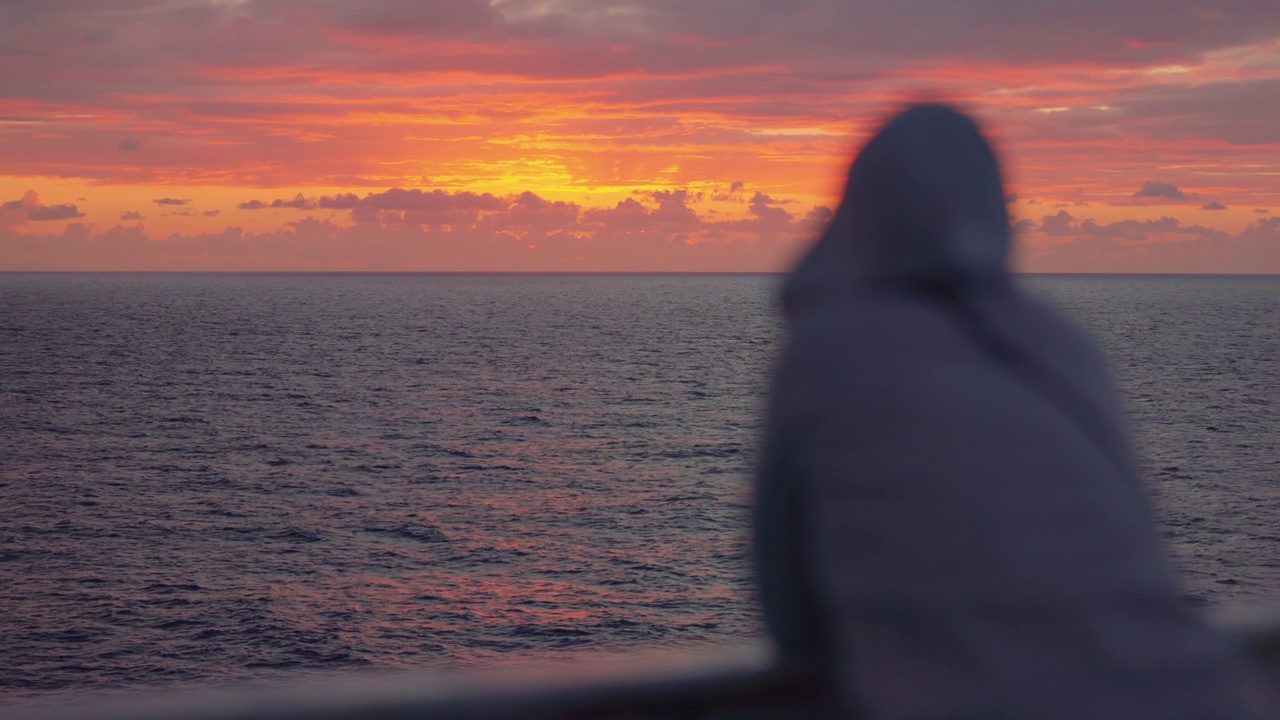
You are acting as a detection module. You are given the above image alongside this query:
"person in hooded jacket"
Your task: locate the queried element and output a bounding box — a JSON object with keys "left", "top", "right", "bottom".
{"left": 753, "top": 104, "right": 1268, "bottom": 720}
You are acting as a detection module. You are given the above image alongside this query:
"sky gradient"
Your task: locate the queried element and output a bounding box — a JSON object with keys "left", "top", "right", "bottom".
{"left": 2, "top": 0, "right": 1278, "bottom": 272}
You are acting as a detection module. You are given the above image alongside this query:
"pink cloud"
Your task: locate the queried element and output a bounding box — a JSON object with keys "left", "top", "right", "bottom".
{"left": 1, "top": 190, "right": 85, "bottom": 223}
{"left": 1017, "top": 213, "right": 1280, "bottom": 273}
{"left": 4, "top": 186, "right": 1277, "bottom": 272}
{"left": 0, "top": 185, "right": 826, "bottom": 271}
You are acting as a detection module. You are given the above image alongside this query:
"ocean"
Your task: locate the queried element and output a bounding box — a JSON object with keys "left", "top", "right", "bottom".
{"left": 1, "top": 273, "right": 1276, "bottom": 702}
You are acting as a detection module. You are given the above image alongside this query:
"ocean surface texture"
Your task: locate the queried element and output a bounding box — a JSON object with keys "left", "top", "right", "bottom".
{"left": 1, "top": 273, "right": 1276, "bottom": 702}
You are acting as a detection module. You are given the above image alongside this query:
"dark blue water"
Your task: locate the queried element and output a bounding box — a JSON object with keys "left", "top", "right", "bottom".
{"left": 1028, "top": 275, "right": 1279, "bottom": 606}
{"left": 0, "top": 273, "right": 1275, "bottom": 702}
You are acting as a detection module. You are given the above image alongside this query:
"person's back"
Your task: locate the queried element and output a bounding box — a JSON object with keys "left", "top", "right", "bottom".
{"left": 754, "top": 104, "right": 1268, "bottom": 719}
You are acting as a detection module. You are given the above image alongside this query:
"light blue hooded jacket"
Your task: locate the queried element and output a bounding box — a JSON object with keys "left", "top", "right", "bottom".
{"left": 754, "top": 104, "right": 1267, "bottom": 720}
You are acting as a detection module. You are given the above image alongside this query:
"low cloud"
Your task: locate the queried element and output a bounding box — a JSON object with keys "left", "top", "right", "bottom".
{"left": 244, "top": 188, "right": 522, "bottom": 228}
{"left": 153, "top": 198, "right": 191, "bottom": 206}
{"left": 27, "top": 204, "right": 84, "bottom": 221}
{"left": 747, "top": 192, "right": 794, "bottom": 228}
{"left": 11, "top": 182, "right": 1270, "bottom": 273}
{"left": 1133, "top": 181, "right": 1198, "bottom": 201}
{"left": 2, "top": 190, "right": 85, "bottom": 222}
{"left": 1038, "top": 209, "right": 1078, "bottom": 236}
{"left": 343, "top": 188, "right": 506, "bottom": 218}
{"left": 1201, "top": 201, "right": 1227, "bottom": 210}
{"left": 1018, "top": 211, "right": 1280, "bottom": 273}
{"left": 713, "top": 181, "right": 747, "bottom": 202}
{"left": 238, "top": 189, "right": 508, "bottom": 221}
{"left": 203, "top": 209, "right": 221, "bottom": 217}
{"left": 118, "top": 137, "right": 140, "bottom": 152}
{"left": 238, "top": 193, "right": 315, "bottom": 211}
{"left": 1, "top": 185, "right": 835, "bottom": 271}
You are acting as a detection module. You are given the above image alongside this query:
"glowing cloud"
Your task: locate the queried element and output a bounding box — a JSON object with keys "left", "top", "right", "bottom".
{"left": 1, "top": 1, "right": 1277, "bottom": 271}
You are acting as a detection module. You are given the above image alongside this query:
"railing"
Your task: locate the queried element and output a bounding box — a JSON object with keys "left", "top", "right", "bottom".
{"left": 11, "top": 606, "right": 1280, "bottom": 720}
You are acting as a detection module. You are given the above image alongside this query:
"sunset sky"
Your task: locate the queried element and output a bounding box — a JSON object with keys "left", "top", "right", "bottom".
{"left": 2, "top": 1, "right": 1278, "bottom": 272}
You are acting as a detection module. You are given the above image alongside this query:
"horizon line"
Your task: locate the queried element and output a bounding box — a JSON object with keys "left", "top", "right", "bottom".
{"left": 2, "top": 270, "right": 1278, "bottom": 277}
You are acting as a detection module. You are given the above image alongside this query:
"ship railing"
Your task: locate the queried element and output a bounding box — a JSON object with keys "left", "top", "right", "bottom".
{"left": 11, "top": 605, "right": 1280, "bottom": 720}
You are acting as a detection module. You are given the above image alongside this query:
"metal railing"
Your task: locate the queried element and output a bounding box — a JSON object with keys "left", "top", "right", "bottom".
{"left": 11, "top": 606, "right": 1280, "bottom": 720}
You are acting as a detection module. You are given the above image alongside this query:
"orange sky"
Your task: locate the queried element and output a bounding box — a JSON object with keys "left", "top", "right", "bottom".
{"left": 1, "top": 1, "right": 1278, "bottom": 272}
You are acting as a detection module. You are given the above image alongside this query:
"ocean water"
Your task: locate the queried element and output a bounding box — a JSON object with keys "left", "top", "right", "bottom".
{"left": 1028, "top": 275, "right": 1279, "bottom": 604}
{"left": 0, "top": 273, "right": 1276, "bottom": 702}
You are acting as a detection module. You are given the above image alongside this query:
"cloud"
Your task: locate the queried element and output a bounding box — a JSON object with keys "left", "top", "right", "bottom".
{"left": 238, "top": 194, "right": 315, "bottom": 211}
{"left": 120, "top": 211, "right": 143, "bottom": 220}
{"left": 152, "top": 197, "right": 191, "bottom": 206}
{"left": 238, "top": 189, "right": 510, "bottom": 224}
{"left": 0, "top": 215, "right": 790, "bottom": 272}
{"left": 1201, "top": 201, "right": 1227, "bottom": 210}
{"left": 1116, "top": 76, "right": 1280, "bottom": 146}
{"left": 1029, "top": 211, "right": 1201, "bottom": 241}
{"left": 713, "top": 181, "right": 747, "bottom": 202}
{"left": 1038, "top": 209, "right": 1078, "bottom": 236}
{"left": 4, "top": 181, "right": 1274, "bottom": 272}
{"left": 1133, "top": 181, "right": 1198, "bottom": 201}
{"left": 354, "top": 188, "right": 505, "bottom": 213}
{"left": 203, "top": 209, "right": 221, "bottom": 217}
{"left": 486, "top": 191, "right": 579, "bottom": 232}
{"left": 0, "top": 184, "right": 831, "bottom": 271}
{"left": 315, "top": 194, "right": 360, "bottom": 210}
{"left": 648, "top": 189, "right": 703, "bottom": 232}
{"left": 27, "top": 204, "right": 85, "bottom": 221}
{"left": 302, "top": 0, "right": 502, "bottom": 37}
{"left": 0, "top": 190, "right": 38, "bottom": 230}
{"left": 246, "top": 185, "right": 799, "bottom": 246}
{"left": 2, "top": 190, "right": 85, "bottom": 222}
{"left": 242, "top": 187, "right": 523, "bottom": 229}
{"left": 801, "top": 205, "right": 835, "bottom": 227}
{"left": 747, "top": 192, "right": 794, "bottom": 228}
{"left": 1018, "top": 212, "right": 1280, "bottom": 273}
{"left": 580, "top": 197, "right": 653, "bottom": 232}
{"left": 1, "top": 0, "right": 1277, "bottom": 226}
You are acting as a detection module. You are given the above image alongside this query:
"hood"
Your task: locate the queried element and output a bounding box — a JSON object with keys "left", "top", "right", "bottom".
{"left": 784, "top": 104, "right": 1011, "bottom": 316}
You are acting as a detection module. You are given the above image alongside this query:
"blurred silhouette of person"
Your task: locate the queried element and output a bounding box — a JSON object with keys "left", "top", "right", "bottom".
{"left": 754, "top": 104, "right": 1268, "bottom": 719}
